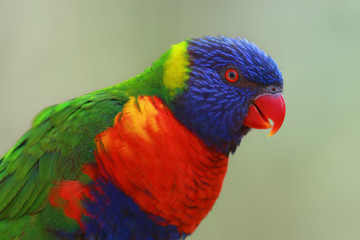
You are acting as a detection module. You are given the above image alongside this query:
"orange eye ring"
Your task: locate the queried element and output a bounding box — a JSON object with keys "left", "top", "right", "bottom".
{"left": 225, "top": 69, "right": 239, "bottom": 83}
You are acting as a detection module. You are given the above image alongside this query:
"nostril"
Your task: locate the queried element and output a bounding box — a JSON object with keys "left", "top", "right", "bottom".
{"left": 264, "top": 85, "right": 281, "bottom": 94}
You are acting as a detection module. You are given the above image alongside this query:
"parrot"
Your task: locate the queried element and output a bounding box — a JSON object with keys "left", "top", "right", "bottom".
{"left": 0, "top": 36, "right": 285, "bottom": 240}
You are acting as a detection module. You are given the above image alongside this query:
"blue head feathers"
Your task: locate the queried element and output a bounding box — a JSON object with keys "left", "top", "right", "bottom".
{"left": 172, "top": 36, "right": 283, "bottom": 155}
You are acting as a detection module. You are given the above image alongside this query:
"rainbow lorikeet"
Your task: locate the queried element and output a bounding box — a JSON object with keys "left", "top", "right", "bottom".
{"left": 0, "top": 36, "right": 285, "bottom": 240}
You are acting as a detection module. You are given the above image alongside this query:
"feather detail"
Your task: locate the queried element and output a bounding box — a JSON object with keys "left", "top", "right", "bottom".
{"left": 49, "top": 180, "right": 85, "bottom": 226}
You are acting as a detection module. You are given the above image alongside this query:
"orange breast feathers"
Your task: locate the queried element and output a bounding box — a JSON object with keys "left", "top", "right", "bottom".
{"left": 94, "top": 96, "right": 229, "bottom": 234}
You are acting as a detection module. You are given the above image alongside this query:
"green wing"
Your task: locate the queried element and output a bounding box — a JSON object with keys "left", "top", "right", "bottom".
{"left": 0, "top": 48, "right": 173, "bottom": 238}
{"left": 0, "top": 89, "right": 129, "bottom": 238}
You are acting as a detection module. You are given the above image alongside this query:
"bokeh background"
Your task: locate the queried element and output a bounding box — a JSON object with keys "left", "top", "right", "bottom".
{"left": 1, "top": 0, "right": 359, "bottom": 239}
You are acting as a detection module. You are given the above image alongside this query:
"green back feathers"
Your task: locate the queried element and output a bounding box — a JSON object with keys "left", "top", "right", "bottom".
{"left": 113, "top": 40, "right": 190, "bottom": 105}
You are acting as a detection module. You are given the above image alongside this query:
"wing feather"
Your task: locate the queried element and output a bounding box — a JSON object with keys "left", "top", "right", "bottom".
{"left": 0, "top": 91, "right": 128, "bottom": 221}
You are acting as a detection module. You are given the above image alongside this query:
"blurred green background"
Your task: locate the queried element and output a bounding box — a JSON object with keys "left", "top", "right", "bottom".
{"left": 1, "top": 0, "right": 359, "bottom": 239}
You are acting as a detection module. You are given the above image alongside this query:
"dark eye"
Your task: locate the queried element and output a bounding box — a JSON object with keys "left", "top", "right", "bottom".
{"left": 225, "top": 69, "right": 239, "bottom": 83}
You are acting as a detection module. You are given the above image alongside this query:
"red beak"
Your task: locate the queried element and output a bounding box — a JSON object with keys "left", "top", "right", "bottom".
{"left": 243, "top": 93, "right": 286, "bottom": 137}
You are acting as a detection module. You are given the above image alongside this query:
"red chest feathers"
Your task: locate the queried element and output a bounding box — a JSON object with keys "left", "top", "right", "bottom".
{"left": 92, "top": 96, "right": 228, "bottom": 234}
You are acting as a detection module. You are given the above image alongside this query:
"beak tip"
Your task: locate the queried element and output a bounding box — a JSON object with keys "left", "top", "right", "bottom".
{"left": 267, "top": 131, "right": 275, "bottom": 137}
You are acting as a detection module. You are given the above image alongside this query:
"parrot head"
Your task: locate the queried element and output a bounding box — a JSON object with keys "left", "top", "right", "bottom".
{"left": 159, "top": 36, "right": 285, "bottom": 155}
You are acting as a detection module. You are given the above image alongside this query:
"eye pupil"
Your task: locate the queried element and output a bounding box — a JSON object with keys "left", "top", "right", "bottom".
{"left": 225, "top": 69, "right": 239, "bottom": 83}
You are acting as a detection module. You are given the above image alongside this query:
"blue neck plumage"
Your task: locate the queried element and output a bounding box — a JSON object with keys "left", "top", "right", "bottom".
{"left": 172, "top": 69, "right": 253, "bottom": 155}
